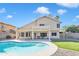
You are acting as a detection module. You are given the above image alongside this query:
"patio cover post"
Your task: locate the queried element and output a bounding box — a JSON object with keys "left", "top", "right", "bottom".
{"left": 32, "top": 26, "right": 34, "bottom": 40}
{"left": 48, "top": 25, "right": 51, "bottom": 41}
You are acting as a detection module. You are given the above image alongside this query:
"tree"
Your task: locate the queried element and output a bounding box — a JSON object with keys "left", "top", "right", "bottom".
{"left": 62, "top": 25, "right": 69, "bottom": 31}
{"left": 63, "top": 25, "right": 79, "bottom": 33}
{"left": 55, "top": 16, "right": 60, "bottom": 19}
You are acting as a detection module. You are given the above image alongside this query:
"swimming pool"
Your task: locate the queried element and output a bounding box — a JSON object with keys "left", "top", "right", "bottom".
{"left": 0, "top": 41, "right": 50, "bottom": 56}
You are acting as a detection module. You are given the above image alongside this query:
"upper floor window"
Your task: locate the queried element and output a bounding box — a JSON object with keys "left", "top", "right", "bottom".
{"left": 57, "top": 24, "right": 60, "bottom": 28}
{"left": 0, "top": 25, "right": 4, "bottom": 29}
{"left": 39, "top": 24, "right": 45, "bottom": 26}
{"left": 9, "top": 29, "right": 16, "bottom": 34}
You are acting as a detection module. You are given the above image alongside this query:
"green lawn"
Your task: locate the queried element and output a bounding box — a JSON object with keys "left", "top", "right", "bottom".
{"left": 53, "top": 40, "right": 79, "bottom": 51}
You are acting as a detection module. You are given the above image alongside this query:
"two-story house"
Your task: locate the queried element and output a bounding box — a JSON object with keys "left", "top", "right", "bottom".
{"left": 17, "top": 15, "right": 61, "bottom": 40}
{"left": 0, "top": 22, "right": 16, "bottom": 39}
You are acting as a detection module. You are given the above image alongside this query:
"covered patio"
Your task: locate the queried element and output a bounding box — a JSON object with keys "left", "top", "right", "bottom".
{"left": 17, "top": 28, "right": 51, "bottom": 41}
{"left": 16, "top": 26, "right": 59, "bottom": 41}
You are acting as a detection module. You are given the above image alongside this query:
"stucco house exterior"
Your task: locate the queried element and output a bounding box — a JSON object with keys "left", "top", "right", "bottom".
{"left": 17, "top": 15, "right": 61, "bottom": 40}
{"left": 0, "top": 22, "right": 16, "bottom": 39}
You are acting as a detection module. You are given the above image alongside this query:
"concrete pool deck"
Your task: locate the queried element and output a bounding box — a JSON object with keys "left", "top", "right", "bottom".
{"left": 0, "top": 39, "right": 58, "bottom": 56}
{"left": 52, "top": 48, "right": 79, "bottom": 56}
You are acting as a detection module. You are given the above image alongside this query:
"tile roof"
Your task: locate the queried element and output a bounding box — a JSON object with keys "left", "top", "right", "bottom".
{"left": 0, "top": 22, "right": 16, "bottom": 27}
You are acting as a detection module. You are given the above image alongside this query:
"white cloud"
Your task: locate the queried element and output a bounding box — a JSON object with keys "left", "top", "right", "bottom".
{"left": 72, "top": 15, "right": 79, "bottom": 22}
{"left": 57, "top": 9, "right": 67, "bottom": 15}
{"left": 34, "top": 6, "right": 50, "bottom": 14}
{"left": 75, "top": 15, "right": 79, "bottom": 19}
{"left": 57, "top": 3, "right": 79, "bottom": 8}
{"left": 6, "top": 15, "right": 13, "bottom": 19}
{"left": 0, "top": 8, "right": 6, "bottom": 13}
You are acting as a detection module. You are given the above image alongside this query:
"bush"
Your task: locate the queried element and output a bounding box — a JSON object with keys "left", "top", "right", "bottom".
{"left": 63, "top": 25, "right": 79, "bottom": 33}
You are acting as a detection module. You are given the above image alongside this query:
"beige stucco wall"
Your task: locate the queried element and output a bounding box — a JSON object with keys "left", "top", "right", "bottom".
{"left": 18, "top": 17, "right": 60, "bottom": 32}
{"left": 18, "top": 16, "right": 60, "bottom": 39}
{"left": 0, "top": 22, "right": 16, "bottom": 39}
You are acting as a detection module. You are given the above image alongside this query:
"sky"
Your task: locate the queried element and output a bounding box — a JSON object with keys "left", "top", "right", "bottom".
{"left": 0, "top": 3, "right": 79, "bottom": 28}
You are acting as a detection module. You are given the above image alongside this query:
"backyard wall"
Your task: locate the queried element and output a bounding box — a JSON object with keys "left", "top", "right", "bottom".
{"left": 0, "top": 32, "right": 16, "bottom": 40}
{"left": 60, "top": 32, "right": 79, "bottom": 40}
{"left": 0, "top": 32, "right": 7, "bottom": 39}
{"left": 66, "top": 32, "right": 79, "bottom": 39}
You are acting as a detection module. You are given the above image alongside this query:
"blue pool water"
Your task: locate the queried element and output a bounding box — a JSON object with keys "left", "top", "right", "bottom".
{"left": 0, "top": 41, "right": 48, "bottom": 55}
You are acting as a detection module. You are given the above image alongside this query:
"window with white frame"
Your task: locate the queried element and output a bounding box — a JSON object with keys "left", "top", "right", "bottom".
{"left": 39, "top": 24, "right": 45, "bottom": 26}
{"left": 26, "top": 32, "right": 30, "bottom": 37}
{"left": 51, "top": 32, "right": 57, "bottom": 36}
{"left": 57, "top": 24, "right": 60, "bottom": 28}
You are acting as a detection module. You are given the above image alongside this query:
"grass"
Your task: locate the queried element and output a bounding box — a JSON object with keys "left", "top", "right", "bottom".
{"left": 52, "top": 40, "right": 79, "bottom": 51}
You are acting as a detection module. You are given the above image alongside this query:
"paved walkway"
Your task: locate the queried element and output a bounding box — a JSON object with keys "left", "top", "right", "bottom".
{"left": 52, "top": 48, "right": 79, "bottom": 56}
